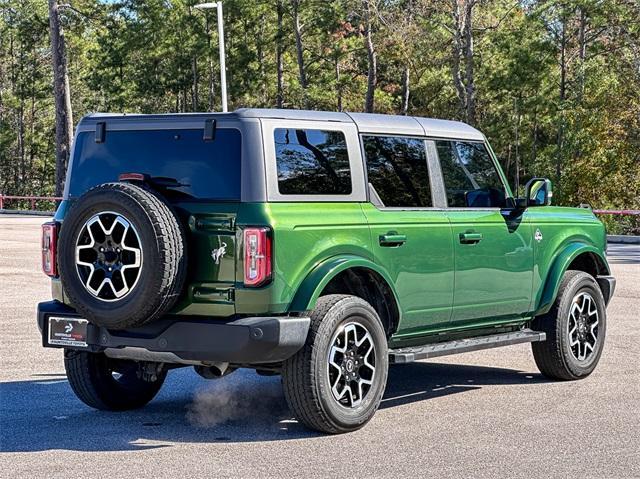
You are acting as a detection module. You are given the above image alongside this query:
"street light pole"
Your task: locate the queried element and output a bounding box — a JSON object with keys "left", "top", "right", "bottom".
{"left": 216, "top": 2, "right": 227, "bottom": 112}
{"left": 194, "top": 2, "right": 228, "bottom": 112}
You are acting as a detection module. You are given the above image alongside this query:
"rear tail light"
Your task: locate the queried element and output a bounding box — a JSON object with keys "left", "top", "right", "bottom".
{"left": 243, "top": 227, "right": 272, "bottom": 287}
{"left": 42, "top": 221, "right": 59, "bottom": 277}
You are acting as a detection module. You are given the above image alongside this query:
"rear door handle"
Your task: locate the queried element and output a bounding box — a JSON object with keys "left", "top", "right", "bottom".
{"left": 459, "top": 232, "right": 483, "bottom": 244}
{"left": 379, "top": 233, "right": 407, "bottom": 247}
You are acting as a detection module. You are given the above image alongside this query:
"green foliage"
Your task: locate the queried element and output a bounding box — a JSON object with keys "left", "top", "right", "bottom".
{"left": 0, "top": 0, "right": 638, "bottom": 226}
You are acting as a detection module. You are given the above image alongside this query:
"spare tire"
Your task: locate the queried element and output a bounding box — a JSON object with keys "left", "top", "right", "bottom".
{"left": 58, "top": 182, "right": 187, "bottom": 330}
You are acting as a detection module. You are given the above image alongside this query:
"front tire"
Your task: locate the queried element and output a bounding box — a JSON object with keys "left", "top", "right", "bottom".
{"left": 282, "top": 295, "right": 389, "bottom": 434}
{"left": 531, "top": 270, "right": 607, "bottom": 380}
{"left": 64, "top": 350, "right": 166, "bottom": 411}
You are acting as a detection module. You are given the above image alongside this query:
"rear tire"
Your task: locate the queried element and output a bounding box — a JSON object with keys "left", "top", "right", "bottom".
{"left": 282, "top": 295, "right": 388, "bottom": 434}
{"left": 531, "top": 270, "right": 607, "bottom": 380}
{"left": 64, "top": 350, "right": 166, "bottom": 411}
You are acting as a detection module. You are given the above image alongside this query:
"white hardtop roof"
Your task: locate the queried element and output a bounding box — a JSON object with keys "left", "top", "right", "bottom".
{"left": 82, "top": 108, "right": 484, "bottom": 141}
{"left": 236, "top": 108, "right": 484, "bottom": 141}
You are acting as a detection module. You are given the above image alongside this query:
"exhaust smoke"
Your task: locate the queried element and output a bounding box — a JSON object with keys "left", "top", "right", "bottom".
{"left": 186, "top": 370, "right": 288, "bottom": 428}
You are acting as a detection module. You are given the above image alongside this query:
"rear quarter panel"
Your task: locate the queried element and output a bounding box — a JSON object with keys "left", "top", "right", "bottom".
{"left": 234, "top": 202, "right": 372, "bottom": 315}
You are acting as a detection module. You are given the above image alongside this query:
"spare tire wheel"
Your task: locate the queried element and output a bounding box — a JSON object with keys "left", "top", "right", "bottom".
{"left": 58, "top": 182, "right": 187, "bottom": 330}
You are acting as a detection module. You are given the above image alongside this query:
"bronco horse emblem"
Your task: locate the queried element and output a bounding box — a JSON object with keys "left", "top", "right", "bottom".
{"left": 211, "top": 242, "right": 227, "bottom": 264}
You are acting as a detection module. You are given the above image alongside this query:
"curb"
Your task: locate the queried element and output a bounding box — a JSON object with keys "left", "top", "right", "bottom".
{"left": 607, "top": 235, "right": 640, "bottom": 244}
{"left": 0, "top": 209, "right": 54, "bottom": 217}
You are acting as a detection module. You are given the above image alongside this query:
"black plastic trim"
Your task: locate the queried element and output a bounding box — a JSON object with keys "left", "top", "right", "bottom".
{"left": 596, "top": 275, "right": 616, "bottom": 305}
{"left": 95, "top": 122, "right": 105, "bottom": 143}
{"left": 203, "top": 118, "right": 216, "bottom": 141}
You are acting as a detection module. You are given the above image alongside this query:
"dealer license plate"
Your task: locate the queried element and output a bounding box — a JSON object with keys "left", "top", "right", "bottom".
{"left": 48, "top": 317, "right": 89, "bottom": 348}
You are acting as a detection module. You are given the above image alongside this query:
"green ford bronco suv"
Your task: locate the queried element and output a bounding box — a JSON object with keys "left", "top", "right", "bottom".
{"left": 38, "top": 108, "right": 615, "bottom": 433}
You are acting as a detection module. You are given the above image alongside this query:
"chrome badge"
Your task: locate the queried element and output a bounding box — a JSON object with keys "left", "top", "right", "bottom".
{"left": 534, "top": 229, "right": 543, "bottom": 242}
{"left": 211, "top": 242, "right": 227, "bottom": 264}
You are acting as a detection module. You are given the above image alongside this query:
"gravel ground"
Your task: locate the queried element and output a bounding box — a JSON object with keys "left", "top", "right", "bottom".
{"left": 1, "top": 216, "right": 638, "bottom": 478}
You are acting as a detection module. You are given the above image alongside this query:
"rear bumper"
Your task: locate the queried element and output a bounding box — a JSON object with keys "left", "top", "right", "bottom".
{"left": 37, "top": 301, "right": 310, "bottom": 365}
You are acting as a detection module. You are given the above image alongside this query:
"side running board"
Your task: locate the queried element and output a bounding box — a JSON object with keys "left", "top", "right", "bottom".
{"left": 389, "top": 329, "right": 546, "bottom": 364}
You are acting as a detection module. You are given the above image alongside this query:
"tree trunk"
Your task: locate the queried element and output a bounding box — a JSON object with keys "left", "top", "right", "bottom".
{"left": 17, "top": 100, "right": 25, "bottom": 191}
{"left": 450, "top": 0, "right": 466, "bottom": 117}
{"left": 556, "top": 14, "right": 567, "bottom": 188}
{"left": 364, "top": 0, "right": 377, "bottom": 113}
{"left": 559, "top": 20, "right": 566, "bottom": 106}
{"left": 401, "top": 65, "right": 410, "bottom": 115}
{"left": 276, "top": 0, "right": 284, "bottom": 108}
{"left": 578, "top": 6, "right": 587, "bottom": 100}
{"left": 191, "top": 55, "right": 199, "bottom": 111}
{"left": 292, "top": 0, "right": 308, "bottom": 108}
{"left": 48, "top": 0, "right": 74, "bottom": 197}
{"left": 463, "top": 0, "right": 476, "bottom": 125}
{"left": 335, "top": 54, "right": 342, "bottom": 111}
{"left": 532, "top": 105, "right": 538, "bottom": 173}
{"left": 257, "top": 13, "right": 267, "bottom": 104}
{"left": 514, "top": 96, "right": 521, "bottom": 195}
{"left": 29, "top": 59, "right": 37, "bottom": 177}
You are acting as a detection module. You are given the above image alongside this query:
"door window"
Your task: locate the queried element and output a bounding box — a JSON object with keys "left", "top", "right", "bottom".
{"left": 274, "top": 128, "right": 352, "bottom": 195}
{"left": 436, "top": 140, "right": 507, "bottom": 208}
{"left": 363, "top": 136, "right": 432, "bottom": 207}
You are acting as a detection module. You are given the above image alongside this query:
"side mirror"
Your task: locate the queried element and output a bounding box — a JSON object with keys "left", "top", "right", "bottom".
{"left": 525, "top": 178, "right": 553, "bottom": 206}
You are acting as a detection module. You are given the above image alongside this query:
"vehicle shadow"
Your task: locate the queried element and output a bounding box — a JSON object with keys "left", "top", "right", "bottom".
{"left": 0, "top": 362, "right": 550, "bottom": 452}
{"left": 381, "top": 361, "right": 549, "bottom": 409}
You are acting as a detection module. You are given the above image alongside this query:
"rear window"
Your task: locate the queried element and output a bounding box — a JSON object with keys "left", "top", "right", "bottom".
{"left": 274, "top": 128, "right": 352, "bottom": 195}
{"left": 68, "top": 128, "right": 241, "bottom": 200}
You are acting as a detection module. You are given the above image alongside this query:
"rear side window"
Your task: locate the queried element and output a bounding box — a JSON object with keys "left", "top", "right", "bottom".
{"left": 363, "top": 136, "right": 432, "bottom": 207}
{"left": 436, "top": 140, "right": 507, "bottom": 208}
{"left": 274, "top": 128, "right": 352, "bottom": 195}
{"left": 68, "top": 128, "right": 241, "bottom": 200}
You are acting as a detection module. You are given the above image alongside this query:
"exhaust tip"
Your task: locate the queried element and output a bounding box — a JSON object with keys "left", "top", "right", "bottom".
{"left": 194, "top": 362, "right": 234, "bottom": 379}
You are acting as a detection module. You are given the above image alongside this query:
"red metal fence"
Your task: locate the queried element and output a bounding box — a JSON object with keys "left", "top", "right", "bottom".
{"left": 0, "top": 195, "right": 62, "bottom": 211}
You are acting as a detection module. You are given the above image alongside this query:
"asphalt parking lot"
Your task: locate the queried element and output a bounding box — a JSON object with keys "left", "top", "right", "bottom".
{"left": 1, "top": 215, "right": 638, "bottom": 478}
